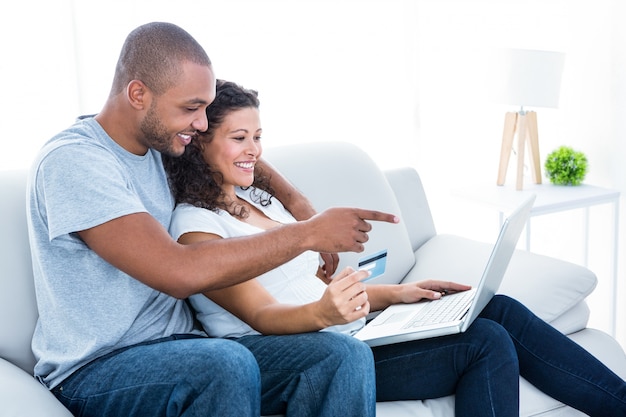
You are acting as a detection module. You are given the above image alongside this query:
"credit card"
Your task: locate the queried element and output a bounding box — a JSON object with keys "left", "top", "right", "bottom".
{"left": 358, "top": 250, "right": 387, "bottom": 281}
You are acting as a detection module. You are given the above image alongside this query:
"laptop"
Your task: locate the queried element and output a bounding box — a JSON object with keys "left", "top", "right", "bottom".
{"left": 353, "top": 194, "right": 535, "bottom": 347}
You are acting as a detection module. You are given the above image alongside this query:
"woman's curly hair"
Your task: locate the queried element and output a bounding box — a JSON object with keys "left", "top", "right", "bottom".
{"left": 162, "top": 79, "right": 274, "bottom": 217}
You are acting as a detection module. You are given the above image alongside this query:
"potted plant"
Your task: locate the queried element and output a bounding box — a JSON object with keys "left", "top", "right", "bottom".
{"left": 544, "top": 146, "right": 588, "bottom": 186}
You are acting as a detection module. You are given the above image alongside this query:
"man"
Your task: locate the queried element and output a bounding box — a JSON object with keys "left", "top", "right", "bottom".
{"left": 27, "top": 22, "right": 397, "bottom": 416}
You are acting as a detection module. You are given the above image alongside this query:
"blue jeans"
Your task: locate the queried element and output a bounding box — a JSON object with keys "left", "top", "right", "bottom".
{"left": 373, "top": 295, "right": 626, "bottom": 417}
{"left": 52, "top": 334, "right": 260, "bottom": 417}
{"left": 236, "top": 331, "right": 375, "bottom": 417}
{"left": 52, "top": 332, "right": 375, "bottom": 417}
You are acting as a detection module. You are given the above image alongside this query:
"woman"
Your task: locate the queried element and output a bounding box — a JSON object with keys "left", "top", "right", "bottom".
{"left": 163, "top": 80, "right": 626, "bottom": 417}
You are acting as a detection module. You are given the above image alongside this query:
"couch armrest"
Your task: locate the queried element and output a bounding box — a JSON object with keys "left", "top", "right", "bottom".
{"left": 0, "top": 358, "right": 72, "bottom": 417}
{"left": 402, "top": 234, "right": 597, "bottom": 327}
{"left": 547, "top": 301, "right": 590, "bottom": 335}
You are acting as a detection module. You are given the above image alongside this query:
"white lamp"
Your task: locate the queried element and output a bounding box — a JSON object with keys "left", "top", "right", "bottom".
{"left": 495, "top": 48, "right": 565, "bottom": 190}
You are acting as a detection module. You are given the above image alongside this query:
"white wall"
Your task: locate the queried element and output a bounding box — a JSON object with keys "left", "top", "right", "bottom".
{"left": 0, "top": 0, "right": 80, "bottom": 169}
{"left": 2, "top": 0, "right": 625, "bottom": 345}
{"left": 411, "top": 0, "right": 626, "bottom": 347}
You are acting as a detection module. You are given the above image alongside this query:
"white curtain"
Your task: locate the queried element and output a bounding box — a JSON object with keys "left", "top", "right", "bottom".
{"left": 2, "top": 0, "right": 624, "bottom": 345}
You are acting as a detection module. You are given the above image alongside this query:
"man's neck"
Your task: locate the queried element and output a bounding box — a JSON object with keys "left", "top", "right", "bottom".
{"left": 95, "top": 100, "right": 148, "bottom": 156}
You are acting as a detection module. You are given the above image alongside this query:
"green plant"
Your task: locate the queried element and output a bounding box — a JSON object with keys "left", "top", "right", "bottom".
{"left": 544, "top": 146, "right": 588, "bottom": 186}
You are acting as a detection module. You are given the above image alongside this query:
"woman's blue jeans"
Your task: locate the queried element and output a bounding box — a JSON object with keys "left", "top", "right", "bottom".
{"left": 236, "top": 331, "right": 375, "bottom": 417}
{"left": 52, "top": 332, "right": 375, "bottom": 417}
{"left": 373, "top": 295, "right": 626, "bottom": 417}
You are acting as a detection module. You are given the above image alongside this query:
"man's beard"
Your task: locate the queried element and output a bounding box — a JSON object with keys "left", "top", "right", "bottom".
{"left": 140, "top": 104, "right": 181, "bottom": 156}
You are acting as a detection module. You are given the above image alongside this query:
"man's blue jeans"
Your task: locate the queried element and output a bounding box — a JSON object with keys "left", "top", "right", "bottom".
{"left": 52, "top": 332, "right": 375, "bottom": 417}
{"left": 373, "top": 295, "right": 626, "bottom": 417}
{"left": 52, "top": 335, "right": 260, "bottom": 416}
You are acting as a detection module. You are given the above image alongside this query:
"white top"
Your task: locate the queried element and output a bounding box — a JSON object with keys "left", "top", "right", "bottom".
{"left": 169, "top": 187, "right": 365, "bottom": 338}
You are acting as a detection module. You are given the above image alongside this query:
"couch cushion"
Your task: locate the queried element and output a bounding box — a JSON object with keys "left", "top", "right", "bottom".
{"left": 263, "top": 142, "right": 416, "bottom": 285}
{"left": 402, "top": 234, "right": 597, "bottom": 326}
{"left": 0, "top": 358, "right": 72, "bottom": 417}
{"left": 0, "top": 170, "right": 38, "bottom": 373}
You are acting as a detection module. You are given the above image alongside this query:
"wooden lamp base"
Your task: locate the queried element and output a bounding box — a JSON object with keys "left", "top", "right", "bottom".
{"left": 497, "top": 110, "right": 542, "bottom": 190}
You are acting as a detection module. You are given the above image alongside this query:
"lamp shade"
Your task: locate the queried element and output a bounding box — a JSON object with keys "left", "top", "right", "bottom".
{"left": 495, "top": 48, "right": 565, "bottom": 109}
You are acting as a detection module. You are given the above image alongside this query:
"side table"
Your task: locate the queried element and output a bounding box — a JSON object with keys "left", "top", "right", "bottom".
{"left": 453, "top": 182, "right": 621, "bottom": 336}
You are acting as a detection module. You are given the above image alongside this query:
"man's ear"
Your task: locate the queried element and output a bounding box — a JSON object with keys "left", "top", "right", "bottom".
{"left": 127, "top": 80, "right": 149, "bottom": 110}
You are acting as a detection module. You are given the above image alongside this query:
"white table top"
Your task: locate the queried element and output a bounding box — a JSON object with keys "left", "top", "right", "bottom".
{"left": 453, "top": 182, "right": 621, "bottom": 216}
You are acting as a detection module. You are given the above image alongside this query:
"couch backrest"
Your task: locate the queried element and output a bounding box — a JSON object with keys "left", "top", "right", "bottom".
{"left": 263, "top": 141, "right": 417, "bottom": 285}
{"left": 383, "top": 167, "right": 437, "bottom": 251}
{"left": 0, "top": 170, "right": 38, "bottom": 373}
{"left": 0, "top": 143, "right": 435, "bottom": 374}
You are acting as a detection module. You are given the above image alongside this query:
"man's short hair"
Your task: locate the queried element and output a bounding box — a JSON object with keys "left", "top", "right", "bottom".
{"left": 111, "top": 22, "right": 211, "bottom": 96}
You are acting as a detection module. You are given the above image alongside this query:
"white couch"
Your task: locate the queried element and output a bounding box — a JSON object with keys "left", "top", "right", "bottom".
{"left": 1, "top": 141, "right": 625, "bottom": 417}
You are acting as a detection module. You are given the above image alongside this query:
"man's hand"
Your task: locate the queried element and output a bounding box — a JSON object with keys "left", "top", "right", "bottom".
{"left": 303, "top": 207, "right": 399, "bottom": 254}
{"left": 317, "top": 252, "right": 340, "bottom": 283}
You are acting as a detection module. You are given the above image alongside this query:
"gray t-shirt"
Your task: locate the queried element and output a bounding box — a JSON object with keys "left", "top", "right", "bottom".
{"left": 27, "top": 117, "right": 198, "bottom": 389}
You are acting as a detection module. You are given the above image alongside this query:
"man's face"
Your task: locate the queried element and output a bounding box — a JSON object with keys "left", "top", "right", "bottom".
{"left": 140, "top": 62, "right": 216, "bottom": 156}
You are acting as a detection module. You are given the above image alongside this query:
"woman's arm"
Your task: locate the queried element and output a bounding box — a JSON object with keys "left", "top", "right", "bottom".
{"left": 208, "top": 274, "right": 472, "bottom": 334}
{"left": 179, "top": 231, "right": 370, "bottom": 335}
{"left": 205, "top": 267, "right": 370, "bottom": 335}
{"left": 365, "top": 280, "right": 473, "bottom": 312}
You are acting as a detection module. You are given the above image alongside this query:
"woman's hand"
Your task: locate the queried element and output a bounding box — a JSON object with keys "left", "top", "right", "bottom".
{"left": 314, "top": 267, "right": 370, "bottom": 327}
{"left": 365, "top": 279, "right": 472, "bottom": 311}
{"left": 396, "top": 280, "right": 472, "bottom": 304}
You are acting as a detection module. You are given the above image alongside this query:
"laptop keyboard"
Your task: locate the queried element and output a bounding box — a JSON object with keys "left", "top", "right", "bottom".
{"left": 402, "top": 290, "right": 475, "bottom": 329}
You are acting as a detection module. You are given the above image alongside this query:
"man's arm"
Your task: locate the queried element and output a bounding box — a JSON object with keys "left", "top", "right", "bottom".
{"left": 78, "top": 207, "right": 398, "bottom": 299}
{"left": 180, "top": 232, "right": 370, "bottom": 335}
{"left": 257, "top": 157, "right": 340, "bottom": 277}
{"left": 256, "top": 158, "right": 316, "bottom": 221}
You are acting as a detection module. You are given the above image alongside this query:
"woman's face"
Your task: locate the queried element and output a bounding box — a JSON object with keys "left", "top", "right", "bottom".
{"left": 202, "top": 107, "right": 262, "bottom": 190}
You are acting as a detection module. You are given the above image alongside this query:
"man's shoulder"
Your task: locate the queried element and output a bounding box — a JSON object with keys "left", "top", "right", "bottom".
{"left": 44, "top": 116, "right": 104, "bottom": 148}
{"left": 35, "top": 117, "right": 119, "bottom": 171}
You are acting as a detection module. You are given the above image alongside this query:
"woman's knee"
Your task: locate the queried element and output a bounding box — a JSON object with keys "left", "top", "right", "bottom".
{"left": 467, "top": 318, "right": 511, "bottom": 343}
{"left": 326, "top": 332, "right": 373, "bottom": 359}
{"left": 465, "top": 319, "right": 518, "bottom": 368}
{"left": 309, "top": 332, "right": 375, "bottom": 376}
{"left": 200, "top": 338, "right": 258, "bottom": 372}
{"left": 483, "top": 294, "right": 531, "bottom": 320}
{"left": 326, "top": 331, "right": 371, "bottom": 352}
{"left": 171, "top": 339, "right": 261, "bottom": 416}
{"left": 174, "top": 338, "right": 260, "bottom": 387}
